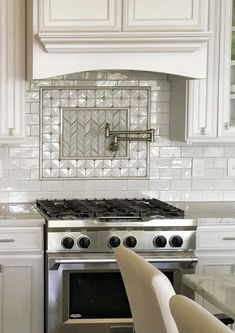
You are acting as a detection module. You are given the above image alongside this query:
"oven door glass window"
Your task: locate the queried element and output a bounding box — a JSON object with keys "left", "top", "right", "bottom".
{"left": 69, "top": 272, "right": 132, "bottom": 319}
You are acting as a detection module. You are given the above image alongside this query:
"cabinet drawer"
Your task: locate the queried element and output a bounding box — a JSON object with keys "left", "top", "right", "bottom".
{"left": 0, "top": 227, "right": 43, "bottom": 252}
{"left": 197, "top": 227, "right": 235, "bottom": 250}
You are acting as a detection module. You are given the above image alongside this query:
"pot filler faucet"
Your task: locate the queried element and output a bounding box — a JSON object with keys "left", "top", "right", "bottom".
{"left": 105, "top": 122, "right": 155, "bottom": 154}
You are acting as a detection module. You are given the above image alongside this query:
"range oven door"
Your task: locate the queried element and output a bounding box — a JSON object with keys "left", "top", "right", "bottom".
{"left": 46, "top": 253, "right": 197, "bottom": 333}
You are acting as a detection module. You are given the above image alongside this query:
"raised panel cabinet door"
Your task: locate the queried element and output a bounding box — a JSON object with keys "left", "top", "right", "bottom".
{"left": 39, "top": 0, "right": 122, "bottom": 32}
{"left": 0, "top": 256, "right": 43, "bottom": 333}
{"left": 123, "top": 0, "right": 208, "bottom": 32}
{"left": 218, "top": 0, "right": 235, "bottom": 138}
{"left": 0, "top": 0, "right": 25, "bottom": 143}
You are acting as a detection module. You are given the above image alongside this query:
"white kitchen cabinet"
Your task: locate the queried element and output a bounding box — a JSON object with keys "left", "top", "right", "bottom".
{"left": 0, "top": 227, "right": 44, "bottom": 333}
{"left": 0, "top": 0, "right": 26, "bottom": 143}
{"left": 123, "top": 0, "right": 208, "bottom": 32}
{"left": 38, "top": 0, "right": 122, "bottom": 32}
{"left": 170, "top": 0, "right": 220, "bottom": 142}
{"left": 218, "top": 0, "right": 235, "bottom": 139}
{"left": 195, "top": 222, "right": 235, "bottom": 315}
{"left": 39, "top": 0, "right": 208, "bottom": 34}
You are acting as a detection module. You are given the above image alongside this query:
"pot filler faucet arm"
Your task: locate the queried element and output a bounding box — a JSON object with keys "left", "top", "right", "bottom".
{"left": 105, "top": 122, "right": 155, "bottom": 153}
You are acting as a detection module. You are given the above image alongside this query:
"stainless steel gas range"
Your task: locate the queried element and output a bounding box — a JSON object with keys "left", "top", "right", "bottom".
{"left": 36, "top": 198, "right": 197, "bottom": 333}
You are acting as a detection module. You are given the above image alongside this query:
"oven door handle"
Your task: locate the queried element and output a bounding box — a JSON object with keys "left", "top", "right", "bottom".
{"left": 48, "top": 257, "right": 198, "bottom": 270}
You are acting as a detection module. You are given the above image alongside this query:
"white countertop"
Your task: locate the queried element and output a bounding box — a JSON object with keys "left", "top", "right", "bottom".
{"left": 0, "top": 201, "right": 235, "bottom": 227}
{"left": 183, "top": 274, "right": 235, "bottom": 320}
{"left": 0, "top": 203, "right": 45, "bottom": 226}
{"left": 172, "top": 202, "right": 235, "bottom": 225}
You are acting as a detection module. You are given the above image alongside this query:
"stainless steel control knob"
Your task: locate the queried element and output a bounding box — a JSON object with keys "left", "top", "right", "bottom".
{"left": 108, "top": 236, "right": 121, "bottom": 248}
{"left": 78, "top": 236, "right": 90, "bottom": 248}
{"left": 169, "top": 235, "right": 183, "bottom": 248}
{"left": 61, "top": 236, "right": 74, "bottom": 249}
{"left": 124, "top": 236, "right": 137, "bottom": 248}
{"left": 153, "top": 235, "right": 167, "bottom": 248}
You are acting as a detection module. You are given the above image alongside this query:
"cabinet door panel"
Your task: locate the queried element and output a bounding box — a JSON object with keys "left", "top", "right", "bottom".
{"left": 0, "top": 0, "right": 25, "bottom": 143}
{"left": 0, "top": 257, "right": 43, "bottom": 333}
{"left": 218, "top": 0, "right": 235, "bottom": 138}
{"left": 39, "top": 0, "right": 122, "bottom": 32}
{"left": 123, "top": 0, "right": 208, "bottom": 31}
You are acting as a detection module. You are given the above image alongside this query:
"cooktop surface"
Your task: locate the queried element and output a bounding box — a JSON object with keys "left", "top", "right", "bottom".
{"left": 36, "top": 198, "right": 184, "bottom": 220}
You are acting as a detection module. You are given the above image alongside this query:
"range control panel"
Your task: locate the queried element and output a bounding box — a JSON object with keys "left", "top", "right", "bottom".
{"left": 47, "top": 230, "right": 196, "bottom": 253}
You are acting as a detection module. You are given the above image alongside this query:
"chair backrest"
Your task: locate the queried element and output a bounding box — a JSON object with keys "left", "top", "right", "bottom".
{"left": 170, "top": 294, "right": 233, "bottom": 333}
{"left": 114, "top": 247, "right": 179, "bottom": 333}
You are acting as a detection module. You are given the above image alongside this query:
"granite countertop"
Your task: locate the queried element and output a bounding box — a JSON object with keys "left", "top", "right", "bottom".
{"left": 0, "top": 203, "right": 45, "bottom": 226}
{"left": 183, "top": 274, "right": 235, "bottom": 320}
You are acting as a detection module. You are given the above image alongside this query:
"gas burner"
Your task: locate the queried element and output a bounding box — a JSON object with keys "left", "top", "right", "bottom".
{"left": 36, "top": 198, "right": 184, "bottom": 220}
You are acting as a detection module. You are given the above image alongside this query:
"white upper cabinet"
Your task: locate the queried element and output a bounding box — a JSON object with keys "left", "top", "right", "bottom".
{"left": 38, "top": 0, "right": 122, "bottom": 32}
{"left": 218, "top": 0, "right": 235, "bottom": 139}
{"left": 0, "top": 0, "right": 25, "bottom": 143}
{"left": 170, "top": 0, "right": 219, "bottom": 142}
{"left": 123, "top": 0, "right": 207, "bottom": 32}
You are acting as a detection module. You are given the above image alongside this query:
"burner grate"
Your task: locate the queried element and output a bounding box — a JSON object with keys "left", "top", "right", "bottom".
{"left": 36, "top": 198, "right": 184, "bottom": 220}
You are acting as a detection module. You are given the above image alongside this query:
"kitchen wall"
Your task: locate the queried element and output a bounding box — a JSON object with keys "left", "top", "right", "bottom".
{"left": 0, "top": 70, "right": 235, "bottom": 203}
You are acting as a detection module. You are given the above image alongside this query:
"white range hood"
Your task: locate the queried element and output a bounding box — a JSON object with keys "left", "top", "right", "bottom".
{"left": 27, "top": 0, "right": 212, "bottom": 79}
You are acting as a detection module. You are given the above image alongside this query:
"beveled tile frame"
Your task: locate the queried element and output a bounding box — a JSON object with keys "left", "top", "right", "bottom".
{"left": 39, "top": 86, "right": 151, "bottom": 180}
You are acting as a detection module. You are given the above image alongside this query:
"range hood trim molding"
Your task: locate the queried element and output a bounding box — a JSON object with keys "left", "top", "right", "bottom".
{"left": 38, "top": 31, "right": 212, "bottom": 53}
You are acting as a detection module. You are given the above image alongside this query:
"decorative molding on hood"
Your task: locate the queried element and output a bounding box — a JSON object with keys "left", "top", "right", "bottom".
{"left": 38, "top": 32, "right": 211, "bottom": 53}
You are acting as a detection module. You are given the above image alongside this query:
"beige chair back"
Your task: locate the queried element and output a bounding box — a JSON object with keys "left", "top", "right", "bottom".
{"left": 114, "top": 247, "right": 179, "bottom": 333}
{"left": 170, "top": 294, "right": 233, "bottom": 333}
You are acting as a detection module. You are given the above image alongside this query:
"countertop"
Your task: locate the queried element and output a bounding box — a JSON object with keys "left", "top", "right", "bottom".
{"left": 0, "top": 203, "right": 45, "bottom": 226}
{"left": 1, "top": 201, "right": 235, "bottom": 227}
{"left": 173, "top": 202, "right": 235, "bottom": 225}
{"left": 183, "top": 274, "right": 235, "bottom": 320}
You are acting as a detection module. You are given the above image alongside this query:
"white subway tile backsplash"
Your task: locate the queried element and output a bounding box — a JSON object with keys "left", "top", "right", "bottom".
{"left": 160, "top": 191, "right": 181, "bottom": 201}
{"left": 170, "top": 180, "right": 191, "bottom": 190}
{"left": 212, "top": 179, "right": 235, "bottom": 190}
{"left": 214, "top": 158, "right": 227, "bottom": 168}
{"left": 182, "top": 147, "right": 203, "bottom": 157}
{"left": 224, "top": 191, "right": 235, "bottom": 200}
{"left": 202, "top": 191, "right": 224, "bottom": 201}
{"left": 151, "top": 158, "right": 170, "bottom": 168}
{"left": 3, "top": 159, "right": 20, "bottom": 169}
{"left": 0, "top": 148, "right": 8, "bottom": 159}
{"left": 42, "top": 181, "right": 63, "bottom": 192}
{"left": 192, "top": 179, "right": 214, "bottom": 190}
{"left": 0, "top": 181, "right": 20, "bottom": 192}
{"left": 149, "top": 180, "right": 170, "bottom": 191}
{"left": 20, "top": 181, "right": 41, "bottom": 192}
{"left": 0, "top": 70, "right": 235, "bottom": 202}
{"left": 171, "top": 158, "right": 192, "bottom": 169}
{"left": 203, "top": 147, "right": 224, "bottom": 157}
{"left": 106, "top": 180, "right": 128, "bottom": 191}
{"left": 180, "top": 191, "right": 202, "bottom": 202}
{"left": 9, "top": 170, "right": 31, "bottom": 180}
{"left": 127, "top": 180, "right": 148, "bottom": 191}
{"left": 160, "top": 147, "right": 181, "bottom": 158}
{"left": 159, "top": 169, "right": 181, "bottom": 179}
{"left": 203, "top": 168, "right": 224, "bottom": 179}
{"left": 84, "top": 180, "right": 106, "bottom": 191}
{"left": 9, "top": 192, "right": 30, "bottom": 203}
